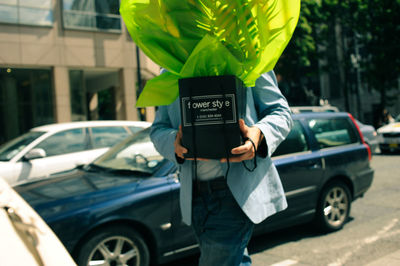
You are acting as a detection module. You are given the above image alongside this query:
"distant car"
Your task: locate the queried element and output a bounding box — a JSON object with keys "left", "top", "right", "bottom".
{"left": 15, "top": 112, "right": 374, "bottom": 266}
{"left": 0, "top": 120, "right": 150, "bottom": 186}
{"left": 355, "top": 119, "right": 379, "bottom": 153}
{"left": 291, "top": 106, "right": 378, "bottom": 153}
{"left": 291, "top": 105, "right": 340, "bottom": 114}
{"left": 377, "top": 115, "right": 400, "bottom": 153}
{"left": 0, "top": 178, "right": 76, "bottom": 266}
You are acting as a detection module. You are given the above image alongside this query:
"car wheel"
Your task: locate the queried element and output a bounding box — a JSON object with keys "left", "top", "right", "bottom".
{"left": 76, "top": 225, "right": 150, "bottom": 266}
{"left": 315, "top": 181, "right": 352, "bottom": 232}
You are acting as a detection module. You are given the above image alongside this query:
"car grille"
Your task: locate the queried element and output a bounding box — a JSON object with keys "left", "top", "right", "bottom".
{"left": 383, "top": 133, "right": 400, "bottom": 138}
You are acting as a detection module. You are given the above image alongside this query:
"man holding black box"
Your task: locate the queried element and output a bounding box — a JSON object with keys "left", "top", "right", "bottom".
{"left": 150, "top": 70, "right": 292, "bottom": 266}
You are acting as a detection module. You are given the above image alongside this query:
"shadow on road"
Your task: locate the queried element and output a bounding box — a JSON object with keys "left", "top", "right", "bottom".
{"left": 249, "top": 222, "right": 330, "bottom": 254}
{"left": 161, "top": 221, "right": 343, "bottom": 266}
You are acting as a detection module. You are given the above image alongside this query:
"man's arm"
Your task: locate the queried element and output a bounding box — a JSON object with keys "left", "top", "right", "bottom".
{"left": 150, "top": 105, "right": 182, "bottom": 164}
{"left": 224, "top": 71, "right": 292, "bottom": 162}
{"left": 252, "top": 71, "right": 293, "bottom": 157}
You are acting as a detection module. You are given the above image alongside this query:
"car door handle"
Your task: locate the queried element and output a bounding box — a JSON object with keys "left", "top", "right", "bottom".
{"left": 308, "top": 163, "right": 322, "bottom": 169}
{"left": 302, "top": 160, "right": 322, "bottom": 169}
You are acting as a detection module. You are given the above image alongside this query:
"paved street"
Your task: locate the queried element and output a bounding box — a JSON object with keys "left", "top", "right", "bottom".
{"left": 166, "top": 153, "right": 400, "bottom": 266}
{"left": 249, "top": 153, "right": 400, "bottom": 266}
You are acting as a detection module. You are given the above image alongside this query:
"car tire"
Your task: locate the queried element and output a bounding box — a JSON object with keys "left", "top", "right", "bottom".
{"left": 315, "top": 180, "right": 352, "bottom": 232}
{"left": 76, "top": 225, "right": 150, "bottom": 266}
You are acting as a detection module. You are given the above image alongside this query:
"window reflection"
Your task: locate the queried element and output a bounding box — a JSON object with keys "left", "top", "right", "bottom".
{"left": 19, "top": 0, "right": 51, "bottom": 8}
{"left": 62, "top": 0, "right": 121, "bottom": 32}
{"left": 309, "top": 118, "right": 358, "bottom": 148}
{"left": 35, "top": 128, "right": 87, "bottom": 157}
{"left": 91, "top": 127, "right": 129, "bottom": 149}
{"left": 19, "top": 7, "right": 52, "bottom": 26}
{"left": 0, "top": 0, "right": 52, "bottom": 26}
{"left": 0, "top": 5, "right": 17, "bottom": 23}
{"left": 0, "top": 0, "right": 17, "bottom": 4}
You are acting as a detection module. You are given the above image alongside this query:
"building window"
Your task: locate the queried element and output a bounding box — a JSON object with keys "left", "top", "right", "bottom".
{"left": 62, "top": 0, "right": 121, "bottom": 32}
{"left": 0, "top": 0, "right": 53, "bottom": 26}
{"left": 0, "top": 68, "right": 54, "bottom": 144}
{"left": 69, "top": 70, "right": 87, "bottom": 121}
{"left": 69, "top": 69, "right": 119, "bottom": 121}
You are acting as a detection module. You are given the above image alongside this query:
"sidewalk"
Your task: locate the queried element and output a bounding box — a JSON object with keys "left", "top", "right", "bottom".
{"left": 364, "top": 250, "right": 400, "bottom": 266}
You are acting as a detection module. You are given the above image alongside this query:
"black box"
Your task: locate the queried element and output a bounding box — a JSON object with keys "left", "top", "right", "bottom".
{"left": 178, "top": 75, "right": 246, "bottom": 159}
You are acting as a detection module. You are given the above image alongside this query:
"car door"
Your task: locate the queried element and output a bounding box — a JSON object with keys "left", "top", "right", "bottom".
{"left": 271, "top": 120, "right": 324, "bottom": 220}
{"left": 15, "top": 128, "right": 94, "bottom": 182}
{"left": 168, "top": 172, "right": 198, "bottom": 254}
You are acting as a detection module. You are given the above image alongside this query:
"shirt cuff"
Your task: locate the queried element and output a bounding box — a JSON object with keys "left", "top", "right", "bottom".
{"left": 175, "top": 153, "right": 185, "bottom": 164}
{"left": 256, "top": 137, "right": 268, "bottom": 158}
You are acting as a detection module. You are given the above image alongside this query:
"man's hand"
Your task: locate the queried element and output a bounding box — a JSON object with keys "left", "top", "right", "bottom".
{"left": 175, "top": 125, "right": 209, "bottom": 161}
{"left": 221, "top": 119, "right": 263, "bottom": 163}
{"left": 174, "top": 125, "right": 188, "bottom": 159}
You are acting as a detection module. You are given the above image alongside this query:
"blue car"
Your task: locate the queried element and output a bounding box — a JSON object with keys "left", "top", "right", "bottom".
{"left": 15, "top": 112, "right": 374, "bottom": 266}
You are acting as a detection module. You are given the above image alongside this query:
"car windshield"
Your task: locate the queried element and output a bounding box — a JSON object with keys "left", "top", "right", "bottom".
{"left": 0, "top": 131, "right": 45, "bottom": 161}
{"left": 89, "top": 128, "right": 164, "bottom": 175}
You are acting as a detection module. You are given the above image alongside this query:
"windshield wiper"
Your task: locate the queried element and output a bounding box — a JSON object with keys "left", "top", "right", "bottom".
{"left": 85, "top": 164, "right": 114, "bottom": 172}
{"left": 86, "top": 164, "right": 152, "bottom": 177}
{"left": 108, "top": 169, "right": 152, "bottom": 177}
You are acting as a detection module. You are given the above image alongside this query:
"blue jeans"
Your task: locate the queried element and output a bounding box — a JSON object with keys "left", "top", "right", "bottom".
{"left": 192, "top": 187, "right": 254, "bottom": 266}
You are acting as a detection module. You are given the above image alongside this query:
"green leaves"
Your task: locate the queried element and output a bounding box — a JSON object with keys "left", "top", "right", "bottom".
{"left": 120, "top": 0, "right": 301, "bottom": 106}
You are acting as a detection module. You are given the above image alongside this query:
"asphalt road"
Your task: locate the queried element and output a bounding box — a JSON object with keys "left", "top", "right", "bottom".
{"left": 165, "top": 153, "right": 400, "bottom": 266}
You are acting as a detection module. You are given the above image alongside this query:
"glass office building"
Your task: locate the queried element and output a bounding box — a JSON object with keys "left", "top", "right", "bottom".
{"left": 0, "top": 0, "right": 158, "bottom": 144}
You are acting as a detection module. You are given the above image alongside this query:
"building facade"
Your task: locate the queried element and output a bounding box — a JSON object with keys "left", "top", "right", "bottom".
{"left": 0, "top": 0, "right": 158, "bottom": 144}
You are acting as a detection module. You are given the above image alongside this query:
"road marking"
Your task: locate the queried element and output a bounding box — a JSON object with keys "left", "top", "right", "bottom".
{"left": 271, "top": 259, "right": 298, "bottom": 266}
{"left": 328, "top": 218, "right": 399, "bottom": 266}
{"left": 364, "top": 218, "right": 398, "bottom": 244}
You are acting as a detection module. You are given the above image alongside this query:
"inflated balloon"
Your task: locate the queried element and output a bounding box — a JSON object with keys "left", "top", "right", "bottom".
{"left": 120, "top": 0, "right": 301, "bottom": 107}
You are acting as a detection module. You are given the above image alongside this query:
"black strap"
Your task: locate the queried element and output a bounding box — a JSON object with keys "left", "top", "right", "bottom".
{"left": 188, "top": 87, "right": 198, "bottom": 183}
{"left": 242, "top": 137, "right": 257, "bottom": 172}
{"left": 220, "top": 84, "right": 231, "bottom": 179}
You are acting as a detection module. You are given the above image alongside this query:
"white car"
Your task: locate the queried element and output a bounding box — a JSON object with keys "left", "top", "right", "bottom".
{"left": 291, "top": 105, "right": 340, "bottom": 113}
{"left": 0, "top": 121, "right": 150, "bottom": 186}
{"left": 0, "top": 178, "right": 76, "bottom": 266}
{"left": 377, "top": 118, "right": 400, "bottom": 153}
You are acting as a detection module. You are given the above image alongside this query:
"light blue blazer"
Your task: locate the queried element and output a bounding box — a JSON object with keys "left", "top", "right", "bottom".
{"left": 150, "top": 71, "right": 293, "bottom": 225}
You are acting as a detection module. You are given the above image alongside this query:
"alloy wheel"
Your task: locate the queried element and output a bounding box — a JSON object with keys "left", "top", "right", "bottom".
{"left": 323, "top": 186, "right": 349, "bottom": 228}
{"left": 87, "top": 236, "right": 140, "bottom": 266}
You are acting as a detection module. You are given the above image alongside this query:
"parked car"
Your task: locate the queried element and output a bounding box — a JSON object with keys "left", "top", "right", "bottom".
{"left": 291, "top": 106, "right": 378, "bottom": 153}
{"left": 14, "top": 112, "right": 374, "bottom": 266}
{"left": 354, "top": 119, "right": 379, "bottom": 153}
{"left": 377, "top": 115, "right": 400, "bottom": 153}
{"left": 0, "top": 120, "right": 150, "bottom": 186}
{"left": 291, "top": 105, "right": 340, "bottom": 113}
{"left": 0, "top": 178, "right": 76, "bottom": 266}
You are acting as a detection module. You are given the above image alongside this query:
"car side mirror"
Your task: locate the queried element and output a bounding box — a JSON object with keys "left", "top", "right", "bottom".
{"left": 24, "top": 148, "right": 46, "bottom": 161}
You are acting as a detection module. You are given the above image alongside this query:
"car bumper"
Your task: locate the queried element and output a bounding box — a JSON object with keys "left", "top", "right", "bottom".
{"left": 354, "top": 168, "right": 374, "bottom": 199}
{"left": 379, "top": 142, "right": 400, "bottom": 152}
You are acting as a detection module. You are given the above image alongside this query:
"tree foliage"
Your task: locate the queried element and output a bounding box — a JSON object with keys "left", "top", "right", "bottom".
{"left": 353, "top": 0, "right": 400, "bottom": 108}
{"left": 275, "top": 0, "right": 400, "bottom": 109}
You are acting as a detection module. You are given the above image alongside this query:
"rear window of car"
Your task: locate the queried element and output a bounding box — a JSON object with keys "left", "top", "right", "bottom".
{"left": 90, "top": 126, "right": 130, "bottom": 148}
{"left": 308, "top": 118, "right": 358, "bottom": 149}
{"left": 273, "top": 121, "right": 309, "bottom": 156}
